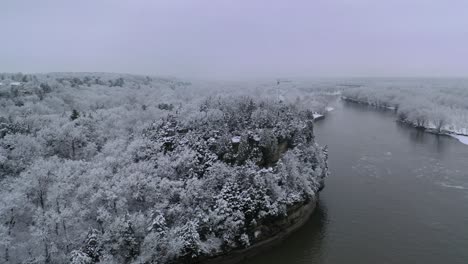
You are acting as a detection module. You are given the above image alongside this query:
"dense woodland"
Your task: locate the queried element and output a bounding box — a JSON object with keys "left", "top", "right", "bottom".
{"left": 0, "top": 73, "right": 330, "bottom": 263}
{"left": 341, "top": 78, "right": 468, "bottom": 135}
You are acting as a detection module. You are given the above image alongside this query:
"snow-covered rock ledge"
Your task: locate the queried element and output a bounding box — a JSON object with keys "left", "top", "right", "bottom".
{"left": 313, "top": 106, "right": 335, "bottom": 121}
{"left": 313, "top": 113, "right": 325, "bottom": 120}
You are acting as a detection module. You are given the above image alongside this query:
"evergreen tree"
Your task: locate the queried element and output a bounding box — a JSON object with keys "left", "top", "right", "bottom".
{"left": 70, "top": 109, "right": 80, "bottom": 121}
{"left": 82, "top": 229, "right": 102, "bottom": 263}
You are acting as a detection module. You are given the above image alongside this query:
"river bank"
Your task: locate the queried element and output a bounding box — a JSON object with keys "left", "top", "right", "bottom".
{"left": 341, "top": 96, "right": 468, "bottom": 146}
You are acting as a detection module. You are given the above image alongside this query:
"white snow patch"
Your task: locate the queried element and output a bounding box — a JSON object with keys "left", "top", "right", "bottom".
{"left": 259, "top": 167, "right": 273, "bottom": 173}
{"left": 439, "top": 182, "right": 468, "bottom": 190}
{"left": 326, "top": 107, "right": 335, "bottom": 112}
{"left": 10, "top": 82, "right": 21, "bottom": 86}
{"left": 253, "top": 134, "right": 260, "bottom": 142}
{"left": 313, "top": 113, "right": 324, "bottom": 119}
{"left": 254, "top": 230, "right": 261, "bottom": 238}
{"left": 231, "top": 136, "right": 241, "bottom": 143}
{"left": 450, "top": 134, "right": 468, "bottom": 146}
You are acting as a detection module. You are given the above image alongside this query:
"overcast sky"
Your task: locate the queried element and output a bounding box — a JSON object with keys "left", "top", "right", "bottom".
{"left": 1, "top": 0, "right": 468, "bottom": 79}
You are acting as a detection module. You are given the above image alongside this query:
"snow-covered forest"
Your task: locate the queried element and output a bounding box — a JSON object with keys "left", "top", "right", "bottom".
{"left": 0, "top": 73, "right": 331, "bottom": 263}
{"left": 341, "top": 78, "right": 468, "bottom": 136}
{"left": 4, "top": 73, "right": 466, "bottom": 263}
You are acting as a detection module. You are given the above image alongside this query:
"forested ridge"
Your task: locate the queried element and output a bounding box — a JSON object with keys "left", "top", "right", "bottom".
{"left": 0, "top": 73, "right": 329, "bottom": 263}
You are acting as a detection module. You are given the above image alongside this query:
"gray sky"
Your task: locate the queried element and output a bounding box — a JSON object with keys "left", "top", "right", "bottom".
{"left": 2, "top": 0, "right": 468, "bottom": 79}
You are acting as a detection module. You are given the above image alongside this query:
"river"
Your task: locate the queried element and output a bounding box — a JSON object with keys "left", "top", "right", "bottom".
{"left": 242, "top": 100, "right": 468, "bottom": 264}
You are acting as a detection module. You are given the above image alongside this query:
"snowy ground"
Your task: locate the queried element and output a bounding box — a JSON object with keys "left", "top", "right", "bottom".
{"left": 450, "top": 134, "right": 468, "bottom": 146}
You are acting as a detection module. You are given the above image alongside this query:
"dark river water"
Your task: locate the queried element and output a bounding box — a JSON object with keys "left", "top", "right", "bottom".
{"left": 242, "top": 100, "right": 468, "bottom": 264}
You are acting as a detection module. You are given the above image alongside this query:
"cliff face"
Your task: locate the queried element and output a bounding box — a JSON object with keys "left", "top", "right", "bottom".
{"left": 201, "top": 198, "right": 318, "bottom": 264}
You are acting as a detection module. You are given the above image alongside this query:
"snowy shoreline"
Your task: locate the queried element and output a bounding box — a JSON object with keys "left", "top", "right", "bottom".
{"left": 449, "top": 134, "right": 468, "bottom": 146}
{"left": 342, "top": 97, "right": 468, "bottom": 146}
